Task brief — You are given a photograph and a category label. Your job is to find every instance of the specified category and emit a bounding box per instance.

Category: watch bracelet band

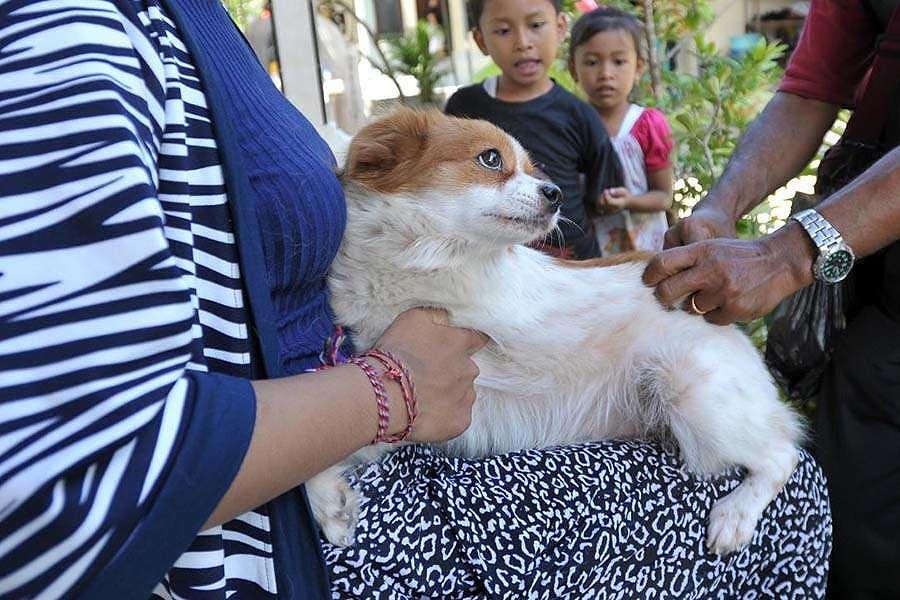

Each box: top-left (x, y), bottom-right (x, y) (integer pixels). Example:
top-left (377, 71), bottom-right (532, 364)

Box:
top-left (791, 209), bottom-right (845, 254)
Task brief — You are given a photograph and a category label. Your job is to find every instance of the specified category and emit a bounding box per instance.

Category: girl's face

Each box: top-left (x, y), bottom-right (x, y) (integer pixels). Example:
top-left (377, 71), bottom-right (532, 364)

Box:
top-left (570, 29), bottom-right (643, 111)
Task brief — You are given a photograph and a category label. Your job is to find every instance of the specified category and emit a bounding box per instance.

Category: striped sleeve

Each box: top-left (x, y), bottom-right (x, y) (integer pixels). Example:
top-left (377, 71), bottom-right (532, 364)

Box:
top-left (0, 1), bottom-right (255, 598)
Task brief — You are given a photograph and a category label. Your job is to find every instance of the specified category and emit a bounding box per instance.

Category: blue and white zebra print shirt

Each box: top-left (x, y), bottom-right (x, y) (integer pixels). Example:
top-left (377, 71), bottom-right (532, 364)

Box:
top-left (0, 1), bottom-right (278, 597)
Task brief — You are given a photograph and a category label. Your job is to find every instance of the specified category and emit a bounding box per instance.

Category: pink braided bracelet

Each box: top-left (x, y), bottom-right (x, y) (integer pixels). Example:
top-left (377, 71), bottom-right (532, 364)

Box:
top-left (346, 350), bottom-right (417, 445)
top-left (363, 349), bottom-right (418, 442)
top-left (347, 356), bottom-right (393, 444)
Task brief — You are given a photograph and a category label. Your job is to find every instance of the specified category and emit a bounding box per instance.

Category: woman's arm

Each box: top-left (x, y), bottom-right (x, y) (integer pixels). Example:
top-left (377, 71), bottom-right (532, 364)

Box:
top-left (207, 309), bottom-right (487, 528)
top-left (0, 7), bottom-right (266, 596)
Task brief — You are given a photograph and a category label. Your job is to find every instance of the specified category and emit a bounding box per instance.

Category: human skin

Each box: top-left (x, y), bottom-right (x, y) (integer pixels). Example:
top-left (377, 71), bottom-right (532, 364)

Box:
top-left (643, 91), bottom-right (900, 325)
top-left (473, 0), bottom-right (567, 103)
top-left (204, 308), bottom-right (488, 528)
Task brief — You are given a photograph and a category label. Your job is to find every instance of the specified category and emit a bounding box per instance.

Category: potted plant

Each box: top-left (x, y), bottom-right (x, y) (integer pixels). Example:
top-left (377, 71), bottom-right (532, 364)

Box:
top-left (383, 19), bottom-right (447, 106)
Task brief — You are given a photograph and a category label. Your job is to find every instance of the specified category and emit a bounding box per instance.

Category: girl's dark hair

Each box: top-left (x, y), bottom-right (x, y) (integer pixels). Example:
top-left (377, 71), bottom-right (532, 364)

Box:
top-left (467, 0), bottom-right (562, 28)
top-left (569, 7), bottom-right (645, 62)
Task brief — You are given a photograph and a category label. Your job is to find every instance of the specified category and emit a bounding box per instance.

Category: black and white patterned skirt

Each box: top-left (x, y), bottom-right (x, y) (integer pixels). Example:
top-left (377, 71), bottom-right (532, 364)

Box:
top-left (324, 441), bottom-right (831, 599)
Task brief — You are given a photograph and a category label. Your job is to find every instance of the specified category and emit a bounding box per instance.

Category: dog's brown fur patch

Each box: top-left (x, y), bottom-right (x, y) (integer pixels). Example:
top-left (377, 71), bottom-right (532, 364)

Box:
top-left (343, 108), bottom-right (528, 195)
top-left (555, 251), bottom-right (655, 268)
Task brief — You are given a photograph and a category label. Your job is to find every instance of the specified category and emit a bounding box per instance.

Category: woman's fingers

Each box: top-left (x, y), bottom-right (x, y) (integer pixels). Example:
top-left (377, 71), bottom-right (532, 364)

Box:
top-left (426, 307), bottom-right (450, 325)
top-left (406, 308), bottom-right (489, 355)
top-left (376, 307), bottom-right (488, 443)
top-left (465, 330), bottom-right (490, 355)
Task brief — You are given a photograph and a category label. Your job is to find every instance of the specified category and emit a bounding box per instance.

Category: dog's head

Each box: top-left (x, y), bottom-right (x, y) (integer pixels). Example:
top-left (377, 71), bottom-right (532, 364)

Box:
top-left (341, 108), bottom-right (561, 249)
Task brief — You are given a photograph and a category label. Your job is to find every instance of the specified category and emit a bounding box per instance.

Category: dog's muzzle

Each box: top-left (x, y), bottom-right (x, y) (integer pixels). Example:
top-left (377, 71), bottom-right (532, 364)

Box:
top-left (540, 183), bottom-right (562, 214)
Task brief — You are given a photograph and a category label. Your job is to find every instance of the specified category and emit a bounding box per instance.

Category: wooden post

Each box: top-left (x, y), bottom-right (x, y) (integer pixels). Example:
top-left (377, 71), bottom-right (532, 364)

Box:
top-left (271, 0), bottom-right (327, 125)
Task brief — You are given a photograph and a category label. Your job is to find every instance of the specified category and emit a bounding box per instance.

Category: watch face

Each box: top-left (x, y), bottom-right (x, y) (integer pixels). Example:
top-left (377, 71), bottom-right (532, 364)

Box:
top-left (821, 249), bottom-right (853, 283)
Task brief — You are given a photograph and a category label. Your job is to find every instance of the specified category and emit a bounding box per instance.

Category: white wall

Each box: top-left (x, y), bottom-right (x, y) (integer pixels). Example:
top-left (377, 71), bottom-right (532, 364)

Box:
top-left (705, 0), bottom-right (794, 53)
top-left (401, 0), bottom-right (417, 30)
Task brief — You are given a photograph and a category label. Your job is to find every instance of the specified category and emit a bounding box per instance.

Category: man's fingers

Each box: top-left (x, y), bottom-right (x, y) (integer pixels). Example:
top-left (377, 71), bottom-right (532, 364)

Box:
top-left (642, 245), bottom-right (699, 287)
top-left (703, 307), bottom-right (737, 327)
top-left (653, 266), bottom-right (713, 307)
top-left (662, 226), bottom-right (683, 250)
top-left (683, 289), bottom-right (720, 316)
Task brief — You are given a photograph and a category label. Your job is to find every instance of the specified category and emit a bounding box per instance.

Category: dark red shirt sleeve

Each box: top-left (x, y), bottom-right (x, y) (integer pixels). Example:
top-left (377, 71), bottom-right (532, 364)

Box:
top-left (779, 0), bottom-right (881, 107)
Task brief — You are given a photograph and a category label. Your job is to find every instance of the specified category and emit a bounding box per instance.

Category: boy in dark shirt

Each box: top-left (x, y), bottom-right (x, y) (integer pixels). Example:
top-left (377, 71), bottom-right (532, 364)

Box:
top-left (445, 0), bottom-right (622, 258)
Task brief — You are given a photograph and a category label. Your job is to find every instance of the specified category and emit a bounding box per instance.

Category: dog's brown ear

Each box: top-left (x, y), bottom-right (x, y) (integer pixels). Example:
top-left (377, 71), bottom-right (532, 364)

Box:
top-left (343, 108), bottom-right (439, 192)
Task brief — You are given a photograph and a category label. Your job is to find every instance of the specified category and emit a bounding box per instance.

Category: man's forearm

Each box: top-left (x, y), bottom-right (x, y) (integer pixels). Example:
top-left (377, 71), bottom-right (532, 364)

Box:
top-left (765, 145), bottom-right (900, 297)
top-left (702, 92), bottom-right (839, 220)
top-left (818, 146), bottom-right (900, 258)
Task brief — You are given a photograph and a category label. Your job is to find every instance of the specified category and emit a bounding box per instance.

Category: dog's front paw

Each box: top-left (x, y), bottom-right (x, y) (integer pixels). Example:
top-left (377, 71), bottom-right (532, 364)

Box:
top-left (706, 493), bottom-right (760, 555)
top-left (307, 467), bottom-right (362, 547)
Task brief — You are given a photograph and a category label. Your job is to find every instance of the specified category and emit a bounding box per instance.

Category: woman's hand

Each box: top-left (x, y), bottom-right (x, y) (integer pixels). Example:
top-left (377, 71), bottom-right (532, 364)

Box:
top-left (663, 205), bottom-right (737, 248)
top-left (643, 223), bottom-right (816, 325)
top-left (598, 187), bottom-right (632, 213)
top-left (373, 308), bottom-right (489, 443)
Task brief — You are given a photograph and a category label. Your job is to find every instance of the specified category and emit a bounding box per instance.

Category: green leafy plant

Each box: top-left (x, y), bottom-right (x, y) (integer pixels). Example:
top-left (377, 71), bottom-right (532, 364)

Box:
top-left (664, 36), bottom-right (785, 205)
top-left (384, 20), bottom-right (447, 105)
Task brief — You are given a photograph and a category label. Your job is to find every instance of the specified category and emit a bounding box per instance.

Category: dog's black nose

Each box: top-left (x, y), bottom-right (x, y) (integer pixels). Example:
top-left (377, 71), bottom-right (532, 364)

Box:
top-left (540, 183), bottom-right (562, 213)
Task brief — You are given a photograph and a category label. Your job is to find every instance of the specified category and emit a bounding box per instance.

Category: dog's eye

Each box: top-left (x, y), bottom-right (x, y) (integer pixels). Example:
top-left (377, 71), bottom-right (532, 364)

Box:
top-left (477, 149), bottom-right (503, 171)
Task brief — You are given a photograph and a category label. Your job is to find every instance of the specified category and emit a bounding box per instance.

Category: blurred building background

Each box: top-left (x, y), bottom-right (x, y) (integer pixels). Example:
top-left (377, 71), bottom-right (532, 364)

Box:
top-left (228, 0), bottom-right (808, 136)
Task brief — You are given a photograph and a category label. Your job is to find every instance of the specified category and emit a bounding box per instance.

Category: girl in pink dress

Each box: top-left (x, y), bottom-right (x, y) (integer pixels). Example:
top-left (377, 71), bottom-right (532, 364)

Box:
top-left (569, 7), bottom-right (675, 254)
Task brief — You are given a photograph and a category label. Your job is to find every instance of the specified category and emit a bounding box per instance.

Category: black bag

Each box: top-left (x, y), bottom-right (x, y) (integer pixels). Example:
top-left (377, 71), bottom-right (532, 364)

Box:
top-left (764, 6), bottom-right (900, 402)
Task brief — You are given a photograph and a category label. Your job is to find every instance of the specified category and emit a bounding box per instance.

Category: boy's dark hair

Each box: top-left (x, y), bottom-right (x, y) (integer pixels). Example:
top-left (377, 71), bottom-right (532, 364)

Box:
top-left (467, 0), bottom-right (562, 29)
top-left (569, 7), bottom-right (645, 62)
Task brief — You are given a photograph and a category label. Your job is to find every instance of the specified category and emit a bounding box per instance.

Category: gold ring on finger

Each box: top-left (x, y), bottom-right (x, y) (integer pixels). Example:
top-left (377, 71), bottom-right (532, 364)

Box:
top-left (690, 294), bottom-right (710, 316)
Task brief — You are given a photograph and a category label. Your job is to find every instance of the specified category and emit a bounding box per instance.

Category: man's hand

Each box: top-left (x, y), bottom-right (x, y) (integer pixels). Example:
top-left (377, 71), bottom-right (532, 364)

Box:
top-left (663, 205), bottom-right (737, 249)
top-left (643, 224), bottom-right (816, 325)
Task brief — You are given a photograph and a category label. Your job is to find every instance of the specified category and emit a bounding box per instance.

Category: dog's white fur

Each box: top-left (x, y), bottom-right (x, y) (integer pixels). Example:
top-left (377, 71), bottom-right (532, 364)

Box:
top-left (307, 110), bottom-right (803, 554)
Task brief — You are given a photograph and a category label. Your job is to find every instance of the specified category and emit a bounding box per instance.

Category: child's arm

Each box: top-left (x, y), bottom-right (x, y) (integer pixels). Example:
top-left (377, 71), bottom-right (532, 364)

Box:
top-left (599, 166), bottom-right (673, 213)
top-left (598, 108), bottom-right (675, 214)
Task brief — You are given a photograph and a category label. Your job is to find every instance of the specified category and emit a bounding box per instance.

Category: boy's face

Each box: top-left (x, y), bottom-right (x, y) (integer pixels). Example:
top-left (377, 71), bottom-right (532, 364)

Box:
top-left (473, 0), bottom-right (566, 92)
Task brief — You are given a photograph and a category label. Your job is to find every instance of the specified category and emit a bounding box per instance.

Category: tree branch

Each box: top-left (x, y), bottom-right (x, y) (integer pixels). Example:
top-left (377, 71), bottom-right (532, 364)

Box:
top-left (642, 0), bottom-right (662, 99)
top-left (317, 0), bottom-right (407, 103)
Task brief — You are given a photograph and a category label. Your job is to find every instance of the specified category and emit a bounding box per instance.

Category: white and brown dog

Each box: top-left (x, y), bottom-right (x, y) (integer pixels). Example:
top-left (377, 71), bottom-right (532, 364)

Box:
top-left (307, 108), bottom-right (803, 555)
